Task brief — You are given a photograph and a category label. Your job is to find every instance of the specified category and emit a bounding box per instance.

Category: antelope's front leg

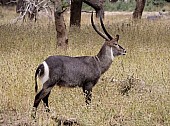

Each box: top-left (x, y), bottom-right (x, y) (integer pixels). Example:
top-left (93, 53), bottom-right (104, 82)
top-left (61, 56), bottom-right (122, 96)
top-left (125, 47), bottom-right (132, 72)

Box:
top-left (83, 83), bottom-right (93, 105)
top-left (85, 90), bottom-right (92, 105)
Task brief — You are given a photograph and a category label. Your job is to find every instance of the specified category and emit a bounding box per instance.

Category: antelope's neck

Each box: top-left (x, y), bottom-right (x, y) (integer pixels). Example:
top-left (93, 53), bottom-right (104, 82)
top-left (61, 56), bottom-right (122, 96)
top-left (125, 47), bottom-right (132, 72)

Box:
top-left (96, 44), bottom-right (114, 74)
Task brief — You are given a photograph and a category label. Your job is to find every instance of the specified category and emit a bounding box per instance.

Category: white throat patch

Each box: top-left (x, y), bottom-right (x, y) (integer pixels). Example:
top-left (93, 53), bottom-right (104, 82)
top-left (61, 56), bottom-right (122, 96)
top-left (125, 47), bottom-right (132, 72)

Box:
top-left (39, 61), bottom-right (49, 84)
top-left (110, 47), bottom-right (114, 60)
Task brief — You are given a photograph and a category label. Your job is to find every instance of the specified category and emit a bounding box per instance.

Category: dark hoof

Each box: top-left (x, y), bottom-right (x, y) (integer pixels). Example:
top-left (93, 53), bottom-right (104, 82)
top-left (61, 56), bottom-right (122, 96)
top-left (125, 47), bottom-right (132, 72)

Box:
top-left (31, 107), bottom-right (37, 119)
top-left (44, 107), bottom-right (50, 113)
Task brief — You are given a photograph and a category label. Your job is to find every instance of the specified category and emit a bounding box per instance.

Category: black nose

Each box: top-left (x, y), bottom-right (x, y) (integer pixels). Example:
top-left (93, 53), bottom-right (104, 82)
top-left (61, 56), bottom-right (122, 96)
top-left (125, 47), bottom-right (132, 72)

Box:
top-left (122, 50), bottom-right (126, 55)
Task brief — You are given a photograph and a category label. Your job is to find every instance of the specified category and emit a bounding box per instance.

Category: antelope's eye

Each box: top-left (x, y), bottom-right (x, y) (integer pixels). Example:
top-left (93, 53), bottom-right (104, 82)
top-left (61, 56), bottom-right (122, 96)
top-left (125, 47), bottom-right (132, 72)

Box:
top-left (114, 43), bottom-right (118, 46)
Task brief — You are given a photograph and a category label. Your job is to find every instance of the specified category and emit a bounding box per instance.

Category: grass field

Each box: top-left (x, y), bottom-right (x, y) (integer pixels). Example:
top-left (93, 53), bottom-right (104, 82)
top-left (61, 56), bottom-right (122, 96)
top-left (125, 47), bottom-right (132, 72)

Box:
top-left (0, 7), bottom-right (170, 126)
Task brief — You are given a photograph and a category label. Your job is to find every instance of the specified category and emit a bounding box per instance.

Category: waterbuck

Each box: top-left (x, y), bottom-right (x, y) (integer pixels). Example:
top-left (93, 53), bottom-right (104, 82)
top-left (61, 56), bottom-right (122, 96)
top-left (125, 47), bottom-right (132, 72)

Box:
top-left (31, 12), bottom-right (126, 117)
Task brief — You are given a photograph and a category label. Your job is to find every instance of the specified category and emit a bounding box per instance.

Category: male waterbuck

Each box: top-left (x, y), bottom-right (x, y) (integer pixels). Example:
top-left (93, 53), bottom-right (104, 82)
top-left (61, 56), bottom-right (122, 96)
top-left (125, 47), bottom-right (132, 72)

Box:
top-left (31, 12), bottom-right (126, 117)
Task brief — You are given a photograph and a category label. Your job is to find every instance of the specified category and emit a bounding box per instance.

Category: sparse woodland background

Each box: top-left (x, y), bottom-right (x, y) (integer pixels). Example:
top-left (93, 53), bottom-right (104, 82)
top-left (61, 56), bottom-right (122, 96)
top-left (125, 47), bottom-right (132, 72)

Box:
top-left (0, 1), bottom-right (170, 126)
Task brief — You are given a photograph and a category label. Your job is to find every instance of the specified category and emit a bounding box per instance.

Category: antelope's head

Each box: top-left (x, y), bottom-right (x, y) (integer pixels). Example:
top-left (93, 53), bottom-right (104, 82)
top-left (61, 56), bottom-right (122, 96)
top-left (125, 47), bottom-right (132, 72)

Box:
top-left (91, 12), bottom-right (126, 57)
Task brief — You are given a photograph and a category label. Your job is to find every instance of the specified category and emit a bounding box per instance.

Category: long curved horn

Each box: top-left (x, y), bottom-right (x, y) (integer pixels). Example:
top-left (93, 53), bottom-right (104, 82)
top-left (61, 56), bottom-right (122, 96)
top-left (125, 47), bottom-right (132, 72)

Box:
top-left (91, 12), bottom-right (109, 41)
top-left (99, 14), bottom-right (113, 40)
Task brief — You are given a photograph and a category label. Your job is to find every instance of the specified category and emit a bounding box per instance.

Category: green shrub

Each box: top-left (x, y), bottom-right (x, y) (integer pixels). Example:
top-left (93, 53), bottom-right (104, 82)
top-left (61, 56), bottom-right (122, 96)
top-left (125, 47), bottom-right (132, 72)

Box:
top-left (82, 0), bottom-right (169, 12)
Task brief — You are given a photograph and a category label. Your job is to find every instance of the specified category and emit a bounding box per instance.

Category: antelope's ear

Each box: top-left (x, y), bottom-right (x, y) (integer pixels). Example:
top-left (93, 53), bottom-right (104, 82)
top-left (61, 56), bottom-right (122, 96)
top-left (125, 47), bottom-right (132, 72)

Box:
top-left (115, 34), bottom-right (119, 42)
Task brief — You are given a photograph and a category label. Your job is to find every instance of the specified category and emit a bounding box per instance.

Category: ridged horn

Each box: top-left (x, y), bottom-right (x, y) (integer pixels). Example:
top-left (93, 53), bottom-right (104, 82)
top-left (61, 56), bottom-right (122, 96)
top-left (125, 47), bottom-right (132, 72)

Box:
top-left (91, 11), bottom-right (109, 41)
top-left (99, 14), bottom-right (113, 40)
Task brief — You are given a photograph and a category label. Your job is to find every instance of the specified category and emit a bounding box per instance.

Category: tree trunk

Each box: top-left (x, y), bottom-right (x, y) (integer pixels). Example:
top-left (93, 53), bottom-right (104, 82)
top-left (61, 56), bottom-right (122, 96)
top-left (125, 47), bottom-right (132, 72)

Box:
top-left (109, 0), bottom-right (118, 3)
top-left (69, 0), bottom-right (105, 27)
top-left (83, 0), bottom-right (105, 18)
top-left (133, 0), bottom-right (146, 19)
top-left (70, 0), bottom-right (83, 27)
top-left (54, 0), bottom-right (68, 48)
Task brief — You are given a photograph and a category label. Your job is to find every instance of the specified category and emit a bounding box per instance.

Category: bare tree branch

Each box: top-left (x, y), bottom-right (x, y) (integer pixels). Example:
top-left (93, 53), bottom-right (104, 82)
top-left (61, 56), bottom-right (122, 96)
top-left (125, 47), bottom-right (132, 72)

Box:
top-left (12, 0), bottom-right (53, 23)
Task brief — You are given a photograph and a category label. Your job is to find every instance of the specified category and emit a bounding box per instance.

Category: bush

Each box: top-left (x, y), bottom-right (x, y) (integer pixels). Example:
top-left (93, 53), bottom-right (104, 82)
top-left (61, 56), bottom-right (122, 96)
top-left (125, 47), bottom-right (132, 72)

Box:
top-left (82, 0), bottom-right (168, 12)
top-left (104, 0), bottom-right (136, 11)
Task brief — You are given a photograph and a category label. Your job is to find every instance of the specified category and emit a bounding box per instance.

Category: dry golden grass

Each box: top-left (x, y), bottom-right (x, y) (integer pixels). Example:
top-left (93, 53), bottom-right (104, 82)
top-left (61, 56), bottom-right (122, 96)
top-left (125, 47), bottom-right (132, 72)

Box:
top-left (0, 7), bottom-right (170, 126)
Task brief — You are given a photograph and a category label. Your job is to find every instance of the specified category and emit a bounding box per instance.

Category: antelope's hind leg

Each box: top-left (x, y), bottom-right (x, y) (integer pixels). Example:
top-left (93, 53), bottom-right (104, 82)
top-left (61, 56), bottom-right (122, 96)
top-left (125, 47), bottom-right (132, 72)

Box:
top-left (42, 91), bottom-right (51, 112)
top-left (31, 83), bottom-right (54, 119)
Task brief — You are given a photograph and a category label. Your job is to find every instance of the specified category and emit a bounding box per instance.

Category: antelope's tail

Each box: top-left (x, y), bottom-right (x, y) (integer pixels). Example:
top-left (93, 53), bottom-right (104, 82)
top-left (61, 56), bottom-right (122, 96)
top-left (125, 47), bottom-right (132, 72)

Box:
top-left (34, 64), bottom-right (44, 93)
